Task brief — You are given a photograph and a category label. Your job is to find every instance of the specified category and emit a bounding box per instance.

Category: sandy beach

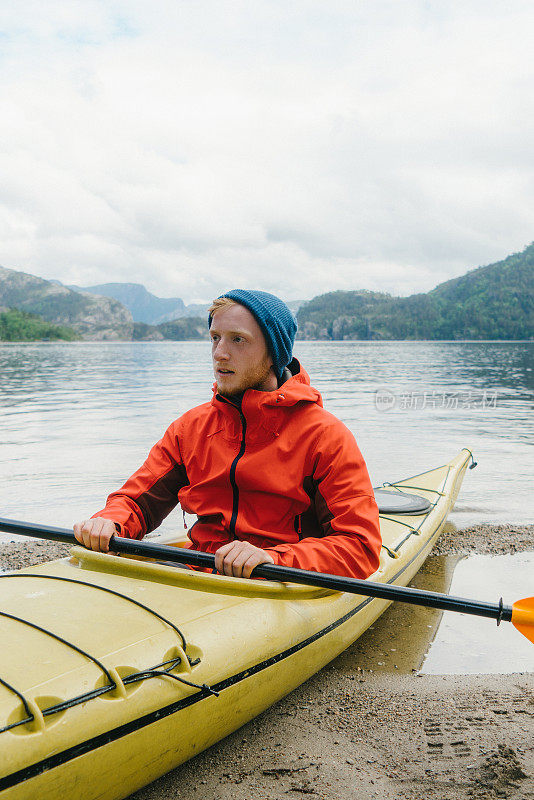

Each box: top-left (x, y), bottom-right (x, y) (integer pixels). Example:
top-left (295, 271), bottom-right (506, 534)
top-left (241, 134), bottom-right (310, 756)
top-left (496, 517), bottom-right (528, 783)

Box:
top-left (2, 523), bottom-right (533, 800)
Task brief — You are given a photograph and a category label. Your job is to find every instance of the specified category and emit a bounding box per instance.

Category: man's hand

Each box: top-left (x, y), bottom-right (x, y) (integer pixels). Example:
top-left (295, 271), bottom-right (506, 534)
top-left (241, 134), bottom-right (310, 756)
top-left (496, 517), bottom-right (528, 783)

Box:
top-left (73, 518), bottom-right (116, 553)
top-left (214, 540), bottom-right (274, 578)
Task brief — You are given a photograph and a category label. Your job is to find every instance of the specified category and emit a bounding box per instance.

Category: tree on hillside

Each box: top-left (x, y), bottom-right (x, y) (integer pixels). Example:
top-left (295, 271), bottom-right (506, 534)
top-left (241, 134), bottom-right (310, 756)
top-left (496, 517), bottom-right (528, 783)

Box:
top-left (0, 308), bottom-right (79, 341)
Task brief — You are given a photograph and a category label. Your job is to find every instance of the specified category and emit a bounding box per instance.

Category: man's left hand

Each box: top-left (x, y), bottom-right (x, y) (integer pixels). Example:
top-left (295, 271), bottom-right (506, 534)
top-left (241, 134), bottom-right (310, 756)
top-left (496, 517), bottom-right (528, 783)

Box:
top-left (214, 540), bottom-right (274, 578)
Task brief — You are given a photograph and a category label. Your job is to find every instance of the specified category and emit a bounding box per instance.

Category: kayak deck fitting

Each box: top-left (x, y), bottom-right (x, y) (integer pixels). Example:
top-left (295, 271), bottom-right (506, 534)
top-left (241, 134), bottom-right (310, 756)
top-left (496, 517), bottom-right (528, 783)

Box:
top-left (0, 450), bottom-right (473, 800)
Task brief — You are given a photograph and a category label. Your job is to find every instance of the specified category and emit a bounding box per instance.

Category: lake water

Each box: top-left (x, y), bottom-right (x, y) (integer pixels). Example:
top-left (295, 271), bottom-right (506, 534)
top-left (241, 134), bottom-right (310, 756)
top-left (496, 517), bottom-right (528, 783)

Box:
top-left (345, 550), bottom-right (534, 675)
top-left (0, 340), bottom-right (532, 538)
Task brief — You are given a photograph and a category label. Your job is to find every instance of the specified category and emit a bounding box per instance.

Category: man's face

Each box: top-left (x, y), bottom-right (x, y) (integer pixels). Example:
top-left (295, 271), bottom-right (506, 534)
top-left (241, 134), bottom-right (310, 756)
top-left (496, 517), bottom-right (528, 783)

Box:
top-left (210, 304), bottom-right (277, 397)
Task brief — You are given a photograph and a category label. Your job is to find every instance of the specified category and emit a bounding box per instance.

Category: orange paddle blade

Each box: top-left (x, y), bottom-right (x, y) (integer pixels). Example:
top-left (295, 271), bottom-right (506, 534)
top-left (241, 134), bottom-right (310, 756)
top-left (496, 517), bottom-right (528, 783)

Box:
top-left (512, 597), bottom-right (534, 644)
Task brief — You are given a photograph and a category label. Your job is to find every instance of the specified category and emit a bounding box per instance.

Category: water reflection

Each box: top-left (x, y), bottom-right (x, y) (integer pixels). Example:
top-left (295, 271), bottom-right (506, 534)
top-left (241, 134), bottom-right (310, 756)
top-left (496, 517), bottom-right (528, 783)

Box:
top-left (335, 551), bottom-right (461, 675)
top-left (420, 551), bottom-right (534, 675)
top-left (336, 549), bottom-right (534, 675)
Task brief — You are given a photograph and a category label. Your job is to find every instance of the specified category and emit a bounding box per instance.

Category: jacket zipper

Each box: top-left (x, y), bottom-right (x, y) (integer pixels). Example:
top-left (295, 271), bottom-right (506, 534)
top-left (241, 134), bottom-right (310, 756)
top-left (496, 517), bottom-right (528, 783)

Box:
top-left (218, 396), bottom-right (247, 538)
top-left (228, 408), bottom-right (247, 537)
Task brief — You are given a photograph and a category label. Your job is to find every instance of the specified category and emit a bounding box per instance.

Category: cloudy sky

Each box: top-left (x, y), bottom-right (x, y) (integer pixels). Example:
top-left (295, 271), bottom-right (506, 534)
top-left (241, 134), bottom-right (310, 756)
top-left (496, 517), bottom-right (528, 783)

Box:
top-left (1, 1), bottom-right (533, 303)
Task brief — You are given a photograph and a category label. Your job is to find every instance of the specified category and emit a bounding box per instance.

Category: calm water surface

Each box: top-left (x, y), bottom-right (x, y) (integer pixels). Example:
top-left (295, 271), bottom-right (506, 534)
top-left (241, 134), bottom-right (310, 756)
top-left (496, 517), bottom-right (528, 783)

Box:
top-left (0, 341), bottom-right (532, 537)
top-left (420, 551), bottom-right (534, 674)
top-left (338, 549), bottom-right (534, 675)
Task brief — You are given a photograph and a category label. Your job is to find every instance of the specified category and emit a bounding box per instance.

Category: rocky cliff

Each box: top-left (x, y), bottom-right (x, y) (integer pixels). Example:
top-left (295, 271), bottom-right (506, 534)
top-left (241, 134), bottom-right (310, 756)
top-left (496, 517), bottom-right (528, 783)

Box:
top-left (0, 266), bottom-right (133, 340)
top-left (70, 282), bottom-right (187, 325)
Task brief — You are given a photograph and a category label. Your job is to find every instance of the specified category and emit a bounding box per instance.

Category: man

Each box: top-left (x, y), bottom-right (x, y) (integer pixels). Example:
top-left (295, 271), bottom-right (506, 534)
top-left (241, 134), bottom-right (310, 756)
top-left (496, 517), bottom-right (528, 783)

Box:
top-left (74, 289), bottom-right (381, 579)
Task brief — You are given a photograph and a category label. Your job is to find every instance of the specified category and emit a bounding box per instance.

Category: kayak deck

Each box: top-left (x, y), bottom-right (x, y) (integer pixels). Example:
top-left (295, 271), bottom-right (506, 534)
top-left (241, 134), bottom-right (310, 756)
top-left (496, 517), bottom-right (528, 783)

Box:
top-left (0, 449), bottom-right (473, 800)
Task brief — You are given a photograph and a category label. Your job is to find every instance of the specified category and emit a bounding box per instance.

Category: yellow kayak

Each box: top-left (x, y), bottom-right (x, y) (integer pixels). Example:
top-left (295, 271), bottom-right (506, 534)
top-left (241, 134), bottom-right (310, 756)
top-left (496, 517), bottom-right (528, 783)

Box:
top-left (0, 449), bottom-right (472, 800)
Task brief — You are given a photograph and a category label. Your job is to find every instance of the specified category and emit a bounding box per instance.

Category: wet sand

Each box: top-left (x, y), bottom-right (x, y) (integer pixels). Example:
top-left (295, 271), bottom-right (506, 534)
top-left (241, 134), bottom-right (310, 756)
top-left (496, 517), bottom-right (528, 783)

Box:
top-left (2, 524), bottom-right (533, 800)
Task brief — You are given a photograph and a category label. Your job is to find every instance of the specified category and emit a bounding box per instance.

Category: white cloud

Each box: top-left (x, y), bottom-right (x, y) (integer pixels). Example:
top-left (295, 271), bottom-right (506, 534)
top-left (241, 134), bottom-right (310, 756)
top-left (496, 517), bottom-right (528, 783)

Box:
top-left (0, 1), bottom-right (533, 302)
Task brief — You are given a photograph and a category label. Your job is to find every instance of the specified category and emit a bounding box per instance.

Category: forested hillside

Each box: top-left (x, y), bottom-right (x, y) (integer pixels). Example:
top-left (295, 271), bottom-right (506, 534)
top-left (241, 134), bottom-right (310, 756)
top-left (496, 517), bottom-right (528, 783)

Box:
top-left (0, 308), bottom-right (79, 341)
top-left (133, 317), bottom-right (208, 341)
top-left (0, 266), bottom-right (133, 340)
top-left (297, 244), bottom-right (533, 340)
top-left (1, 243), bottom-right (531, 341)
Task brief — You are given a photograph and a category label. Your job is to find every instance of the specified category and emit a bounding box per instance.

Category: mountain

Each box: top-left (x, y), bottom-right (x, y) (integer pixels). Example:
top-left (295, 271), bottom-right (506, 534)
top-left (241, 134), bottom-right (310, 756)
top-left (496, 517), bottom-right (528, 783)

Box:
top-left (297, 290), bottom-right (392, 339)
top-left (71, 283), bottom-right (299, 324)
top-left (70, 282), bottom-right (191, 325)
top-left (180, 302), bottom-right (211, 319)
top-left (297, 244), bottom-right (534, 340)
top-left (133, 317), bottom-right (209, 341)
top-left (4, 244), bottom-right (530, 342)
top-left (0, 266), bottom-right (133, 340)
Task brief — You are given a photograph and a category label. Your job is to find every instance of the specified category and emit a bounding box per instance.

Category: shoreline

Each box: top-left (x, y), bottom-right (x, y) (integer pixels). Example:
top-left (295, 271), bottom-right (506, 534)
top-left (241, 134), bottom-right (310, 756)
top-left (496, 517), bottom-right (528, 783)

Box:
top-left (1, 523), bottom-right (533, 800)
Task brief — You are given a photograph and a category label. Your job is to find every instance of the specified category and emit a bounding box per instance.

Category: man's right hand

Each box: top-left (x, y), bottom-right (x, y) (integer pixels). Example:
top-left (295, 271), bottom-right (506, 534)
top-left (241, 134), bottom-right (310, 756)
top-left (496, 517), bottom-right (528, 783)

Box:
top-left (73, 518), bottom-right (116, 552)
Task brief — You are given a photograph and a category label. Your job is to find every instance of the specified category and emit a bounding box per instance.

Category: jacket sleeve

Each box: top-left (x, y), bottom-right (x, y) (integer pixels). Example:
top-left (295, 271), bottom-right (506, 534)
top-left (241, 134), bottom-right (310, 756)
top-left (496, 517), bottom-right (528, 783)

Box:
top-left (266, 420), bottom-right (381, 579)
top-left (91, 422), bottom-right (188, 539)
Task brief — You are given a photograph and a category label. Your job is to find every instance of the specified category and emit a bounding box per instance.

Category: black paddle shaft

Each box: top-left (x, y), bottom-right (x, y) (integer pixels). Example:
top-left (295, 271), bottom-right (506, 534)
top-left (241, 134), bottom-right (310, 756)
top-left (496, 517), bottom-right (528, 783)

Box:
top-left (0, 517), bottom-right (513, 624)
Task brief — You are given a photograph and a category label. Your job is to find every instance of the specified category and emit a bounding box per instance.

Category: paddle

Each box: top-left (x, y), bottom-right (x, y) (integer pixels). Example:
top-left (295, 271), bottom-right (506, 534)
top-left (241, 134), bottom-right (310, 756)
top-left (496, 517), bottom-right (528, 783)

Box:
top-left (1, 517), bottom-right (532, 644)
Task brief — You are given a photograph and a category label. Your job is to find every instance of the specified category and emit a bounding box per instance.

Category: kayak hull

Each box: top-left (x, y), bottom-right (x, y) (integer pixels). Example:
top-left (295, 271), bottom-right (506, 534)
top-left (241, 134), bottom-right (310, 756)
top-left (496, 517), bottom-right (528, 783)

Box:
top-left (0, 450), bottom-right (472, 800)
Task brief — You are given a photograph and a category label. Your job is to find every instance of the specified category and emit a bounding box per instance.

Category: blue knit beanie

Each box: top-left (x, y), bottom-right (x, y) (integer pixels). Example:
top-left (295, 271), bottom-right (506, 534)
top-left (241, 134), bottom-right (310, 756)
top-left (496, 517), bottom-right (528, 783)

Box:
top-left (209, 289), bottom-right (297, 381)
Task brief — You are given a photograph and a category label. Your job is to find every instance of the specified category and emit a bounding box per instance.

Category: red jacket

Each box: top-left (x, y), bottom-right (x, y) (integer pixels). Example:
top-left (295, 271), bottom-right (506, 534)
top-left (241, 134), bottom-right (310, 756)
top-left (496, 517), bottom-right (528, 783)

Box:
top-left (93, 360), bottom-right (381, 579)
